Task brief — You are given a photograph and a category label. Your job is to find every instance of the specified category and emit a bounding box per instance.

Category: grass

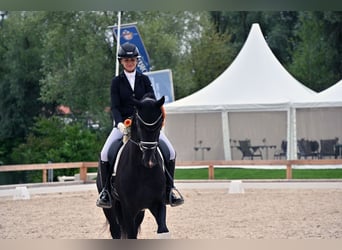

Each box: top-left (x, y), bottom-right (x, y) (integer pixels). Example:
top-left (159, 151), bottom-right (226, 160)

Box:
top-left (174, 168), bottom-right (342, 180)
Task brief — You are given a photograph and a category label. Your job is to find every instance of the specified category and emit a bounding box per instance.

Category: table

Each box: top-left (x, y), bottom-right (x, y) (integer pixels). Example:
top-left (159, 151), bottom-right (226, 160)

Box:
top-left (230, 144), bottom-right (277, 160)
top-left (255, 145), bottom-right (277, 160)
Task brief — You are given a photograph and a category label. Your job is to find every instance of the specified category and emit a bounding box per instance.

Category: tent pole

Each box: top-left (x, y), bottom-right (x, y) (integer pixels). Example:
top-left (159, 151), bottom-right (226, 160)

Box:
top-left (221, 111), bottom-right (231, 160)
top-left (287, 106), bottom-right (297, 160)
top-left (292, 107), bottom-right (297, 159)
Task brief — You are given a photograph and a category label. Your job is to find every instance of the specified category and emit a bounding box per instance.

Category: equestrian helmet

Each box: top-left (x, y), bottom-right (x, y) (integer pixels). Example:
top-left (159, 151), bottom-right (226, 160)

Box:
top-left (118, 42), bottom-right (140, 59)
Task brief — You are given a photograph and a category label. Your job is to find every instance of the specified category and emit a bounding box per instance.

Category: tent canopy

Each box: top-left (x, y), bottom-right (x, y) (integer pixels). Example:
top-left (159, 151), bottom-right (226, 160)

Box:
top-left (294, 79), bottom-right (342, 108)
top-left (318, 79), bottom-right (342, 100)
top-left (163, 23), bottom-right (335, 161)
top-left (165, 23), bottom-right (316, 113)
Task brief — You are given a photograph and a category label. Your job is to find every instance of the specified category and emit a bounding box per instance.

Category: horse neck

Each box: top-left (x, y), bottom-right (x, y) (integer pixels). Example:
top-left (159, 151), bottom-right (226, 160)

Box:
top-left (129, 123), bottom-right (140, 143)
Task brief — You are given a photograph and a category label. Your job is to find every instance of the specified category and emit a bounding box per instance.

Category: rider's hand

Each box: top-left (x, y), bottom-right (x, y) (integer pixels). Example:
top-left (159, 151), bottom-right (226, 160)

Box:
top-left (117, 122), bottom-right (125, 134)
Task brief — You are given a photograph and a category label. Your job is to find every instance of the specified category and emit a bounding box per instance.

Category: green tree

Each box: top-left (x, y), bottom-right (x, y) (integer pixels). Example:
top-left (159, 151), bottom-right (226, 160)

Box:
top-left (0, 11), bottom-right (50, 164)
top-left (118, 11), bottom-right (211, 98)
top-left (209, 11), bottom-right (298, 66)
top-left (11, 116), bottom-right (102, 163)
top-left (210, 12), bottom-right (263, 54)
top-left (0, 12), bottom-right (45, 140)
top-left (39, 11), bottom-right (116, 121)
top-left (289, 11), bottom-right (341, 91)
top-left (177, 23), bottom-right (234, 97)
top-left (262, 11), bottom-right (298, 66)
top-left (10, 116), bottom-right (103, 183)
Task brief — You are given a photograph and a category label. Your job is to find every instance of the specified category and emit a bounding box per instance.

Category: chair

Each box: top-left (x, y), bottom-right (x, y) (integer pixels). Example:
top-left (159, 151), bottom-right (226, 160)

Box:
top-left (237, 140), bottom-right (263, 160)
top-left (274, 140), bottom-right (287, 159)
top-left (319, 138), bottom-right (338, 159)
top-left (297, 139), bottom-right (319, 159)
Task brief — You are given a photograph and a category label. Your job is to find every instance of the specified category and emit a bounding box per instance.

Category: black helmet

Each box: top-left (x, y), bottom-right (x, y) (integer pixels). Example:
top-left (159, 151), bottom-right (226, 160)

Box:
top-left (118, 42), bottom-right (140, 59)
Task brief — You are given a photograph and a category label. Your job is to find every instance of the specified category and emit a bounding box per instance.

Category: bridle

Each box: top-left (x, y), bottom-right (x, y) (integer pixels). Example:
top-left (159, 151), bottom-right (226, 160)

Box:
top-left (130, 111), bottom-right (163, 153)
top-left (136, 112), bottom-right (163, 127)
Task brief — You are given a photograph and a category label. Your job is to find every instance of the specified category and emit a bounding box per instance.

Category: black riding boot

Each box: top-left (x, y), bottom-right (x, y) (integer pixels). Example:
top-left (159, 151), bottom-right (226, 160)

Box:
top-left (96, 160), bottom-right (113, 208)
top-left (165, 159), bottom-right (184, 207)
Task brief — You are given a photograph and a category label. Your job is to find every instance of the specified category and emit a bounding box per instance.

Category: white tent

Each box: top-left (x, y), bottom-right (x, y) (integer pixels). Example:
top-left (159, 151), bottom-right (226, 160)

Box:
top-left (166, 23), bottom-right (315, 112)
top-left (294, 79), bottom-right (342, 150)
top-left (295, 79), bottom-right (342, 108)
top-left (312, 79), bottom-right (342, 106)
top-left (164, 23), bottom-right (318, 161)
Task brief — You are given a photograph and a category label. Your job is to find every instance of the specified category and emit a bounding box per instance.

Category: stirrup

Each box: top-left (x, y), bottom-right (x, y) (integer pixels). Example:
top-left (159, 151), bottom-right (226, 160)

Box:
top-left (96, 189), bottom-right (112, 208)
top-left (168, 187), bottom-right (184, 207)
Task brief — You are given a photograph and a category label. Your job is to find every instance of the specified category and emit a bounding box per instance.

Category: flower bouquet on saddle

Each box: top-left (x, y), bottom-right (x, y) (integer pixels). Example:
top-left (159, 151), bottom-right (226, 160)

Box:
top-left (123, 118), bottom-right (132, 143)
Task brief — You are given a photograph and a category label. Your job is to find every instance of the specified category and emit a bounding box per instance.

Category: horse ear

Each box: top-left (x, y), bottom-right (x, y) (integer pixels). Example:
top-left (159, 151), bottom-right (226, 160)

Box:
top-left (155, 96), bottom-right (165, 108)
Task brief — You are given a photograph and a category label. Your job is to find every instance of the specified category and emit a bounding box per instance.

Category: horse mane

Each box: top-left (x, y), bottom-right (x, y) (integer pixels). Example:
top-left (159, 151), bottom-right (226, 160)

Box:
top-left (142, 92), bottom-right (156, 100)
top-left (140, 93), bottom-right (156, 103)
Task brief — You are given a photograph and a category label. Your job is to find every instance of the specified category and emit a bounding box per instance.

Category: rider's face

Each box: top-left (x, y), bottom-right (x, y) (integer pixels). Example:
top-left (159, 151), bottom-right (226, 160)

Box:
top-left (121, 57), bottom-right (138, 73)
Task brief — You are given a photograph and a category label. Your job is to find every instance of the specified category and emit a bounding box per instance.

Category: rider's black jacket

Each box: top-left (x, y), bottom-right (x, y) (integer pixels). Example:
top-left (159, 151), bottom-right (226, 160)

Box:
top-left (110, 71), bottom-right (155, 126)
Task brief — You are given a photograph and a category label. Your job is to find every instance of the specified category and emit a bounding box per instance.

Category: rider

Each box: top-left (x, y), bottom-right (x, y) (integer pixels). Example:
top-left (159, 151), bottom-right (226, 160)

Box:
top-left (96, 42), bottom-right (184, 209)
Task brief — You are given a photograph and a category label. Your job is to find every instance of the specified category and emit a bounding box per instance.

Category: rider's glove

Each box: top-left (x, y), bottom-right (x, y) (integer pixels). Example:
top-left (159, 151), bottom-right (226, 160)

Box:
top-left (117, 122), bottom-right (125, 134)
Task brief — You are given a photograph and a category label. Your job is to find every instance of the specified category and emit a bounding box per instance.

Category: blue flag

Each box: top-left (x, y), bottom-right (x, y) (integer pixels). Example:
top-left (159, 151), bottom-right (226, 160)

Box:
top-left (113, 24), bottom-right (151, 72)
top-left (145, 69), bottom-right (175, 104)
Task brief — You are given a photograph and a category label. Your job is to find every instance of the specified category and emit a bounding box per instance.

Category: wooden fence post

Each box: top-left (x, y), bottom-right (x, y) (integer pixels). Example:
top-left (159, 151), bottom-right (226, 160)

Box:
top-left (79, 163), bottom-right (87, 182)
top-left (286, 162), bottom-right (292, 179)
top-left (42, 169), bottom-right (47, 183)
top-left (208, 165), bottom-right (214, 180)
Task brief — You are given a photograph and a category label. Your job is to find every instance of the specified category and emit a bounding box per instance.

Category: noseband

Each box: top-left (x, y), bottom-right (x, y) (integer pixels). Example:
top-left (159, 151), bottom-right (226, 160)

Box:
top-left (130, 111), bottom-right (163, 152)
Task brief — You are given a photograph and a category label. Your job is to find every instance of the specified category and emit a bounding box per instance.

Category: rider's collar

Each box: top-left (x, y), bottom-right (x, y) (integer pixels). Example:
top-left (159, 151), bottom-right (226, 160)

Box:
top-left (124, 70), bottom-right (136, 77)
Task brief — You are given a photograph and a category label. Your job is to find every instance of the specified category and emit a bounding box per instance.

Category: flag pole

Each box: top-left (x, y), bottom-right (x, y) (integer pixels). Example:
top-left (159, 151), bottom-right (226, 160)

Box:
top-left (115, 11), bottom-right (122, 77)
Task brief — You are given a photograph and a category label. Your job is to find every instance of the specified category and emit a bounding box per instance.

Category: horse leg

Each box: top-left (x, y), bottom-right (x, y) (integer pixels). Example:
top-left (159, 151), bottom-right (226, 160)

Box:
top-left (121, 209), bottom-right (140, 239)
top-left (109, 219), bottom-right (121, 239)
top-left (149, 203), bottom-right (169, 238)
top-left (135, 210), bottom-right (145, 235)
top-left (103, 207), bottom-right (121, 239)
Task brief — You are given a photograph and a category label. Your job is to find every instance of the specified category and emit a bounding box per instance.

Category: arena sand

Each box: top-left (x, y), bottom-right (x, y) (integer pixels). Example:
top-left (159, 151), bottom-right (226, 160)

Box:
top-left (0, 188), bottom-right (341, 239)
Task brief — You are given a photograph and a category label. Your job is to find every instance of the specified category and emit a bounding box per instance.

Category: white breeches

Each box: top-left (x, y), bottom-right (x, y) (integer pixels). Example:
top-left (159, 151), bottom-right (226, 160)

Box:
top-left (100, 128), bottom-right (175, 162)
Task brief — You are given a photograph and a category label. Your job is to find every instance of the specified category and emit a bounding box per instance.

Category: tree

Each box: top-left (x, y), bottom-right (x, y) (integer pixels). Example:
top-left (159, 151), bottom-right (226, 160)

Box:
top-left (176, 22), bottom-right (234, 97)
top-left (118, 11), bottom-right (211, 98)
top-left (209, 11), bottom-right (299, 66)
top-left (0, 12), bottom-right (51, 165)
top-left (261, 11), bottom-right (298, 65)
top-left (289, 11), bottom-right (341, 91)
top-left (209, 12), bottom-right (263, 54)
top-left (0, 11), bottom-right (117, 164)
top-left (208, 11), bottom-right (342, 92)
top-left (0, 12), bottom-right (45, 141)
top-left (9, 116), bottom-right (103, 183)
top-left (39, 11), bottom-right (116, 120)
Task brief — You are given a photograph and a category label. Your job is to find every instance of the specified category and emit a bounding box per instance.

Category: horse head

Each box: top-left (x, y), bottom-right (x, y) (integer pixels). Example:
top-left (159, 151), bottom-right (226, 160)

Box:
top-left (131, 94), bottom-right (165, 168)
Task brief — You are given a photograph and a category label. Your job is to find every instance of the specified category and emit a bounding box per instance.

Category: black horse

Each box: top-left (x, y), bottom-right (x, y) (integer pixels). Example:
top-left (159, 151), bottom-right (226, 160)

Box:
top-left (96, 95), bottom-right (169, 239)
